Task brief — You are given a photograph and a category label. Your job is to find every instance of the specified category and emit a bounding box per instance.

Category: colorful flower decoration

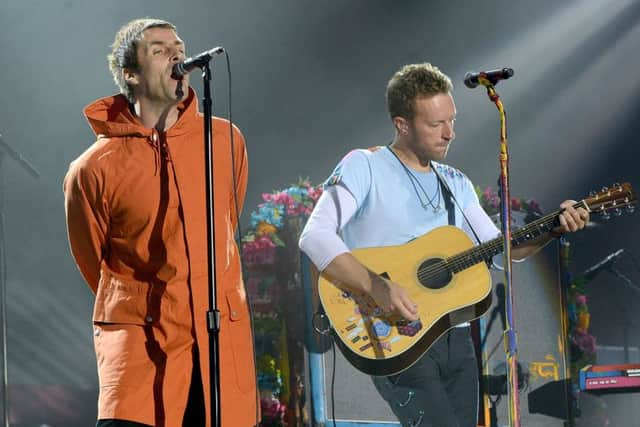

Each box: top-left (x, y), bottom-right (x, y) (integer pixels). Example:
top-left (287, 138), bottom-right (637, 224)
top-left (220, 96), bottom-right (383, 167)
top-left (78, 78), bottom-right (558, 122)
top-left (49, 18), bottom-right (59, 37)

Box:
top-left (476, 186), bottom-right (543, 221)
top-left (567, 276), bottom-right (597, 378)
top-left (257, 356), bottom-right (287, 426)
top-left (243, 178), bottom-right (323, 267)
top-left (242, 178), bottom-right (323, 425)
top-left (260, 394), bottom-right (287, 426)
top-left (257, 354), bottom-right (284, 394)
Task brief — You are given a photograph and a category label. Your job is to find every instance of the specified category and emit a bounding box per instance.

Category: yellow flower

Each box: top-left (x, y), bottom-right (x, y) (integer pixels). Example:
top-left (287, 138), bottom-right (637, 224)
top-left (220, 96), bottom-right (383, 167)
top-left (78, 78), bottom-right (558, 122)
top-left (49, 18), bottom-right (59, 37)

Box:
top-left (257, 221), bottom-right (277, 235)
top-left (577, 312), bottom-right (590, 332)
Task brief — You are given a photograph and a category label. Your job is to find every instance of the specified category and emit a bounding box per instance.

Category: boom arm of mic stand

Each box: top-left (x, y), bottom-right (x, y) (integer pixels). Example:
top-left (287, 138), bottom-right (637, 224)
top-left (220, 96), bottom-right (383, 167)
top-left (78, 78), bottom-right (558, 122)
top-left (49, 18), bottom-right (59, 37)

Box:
top-left (609, 266), bottom-right (640, 295)
top-left (0, 134), bottom-right (40, 178)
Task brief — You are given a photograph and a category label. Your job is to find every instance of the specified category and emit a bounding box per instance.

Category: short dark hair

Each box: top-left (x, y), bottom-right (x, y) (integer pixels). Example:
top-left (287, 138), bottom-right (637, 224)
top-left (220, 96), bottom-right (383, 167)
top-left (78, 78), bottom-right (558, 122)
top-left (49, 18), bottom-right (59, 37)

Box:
top-left (107, 18), bottom-right (176, 103)
top-left (386, 63), bottom-right (453, 120)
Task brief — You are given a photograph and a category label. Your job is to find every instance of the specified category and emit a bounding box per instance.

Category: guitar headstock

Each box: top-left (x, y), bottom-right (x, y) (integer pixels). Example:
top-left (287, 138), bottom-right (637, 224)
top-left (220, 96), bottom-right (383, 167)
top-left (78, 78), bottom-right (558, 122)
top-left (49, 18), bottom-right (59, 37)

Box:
top-left (583, 182), bottom-right (636, 219)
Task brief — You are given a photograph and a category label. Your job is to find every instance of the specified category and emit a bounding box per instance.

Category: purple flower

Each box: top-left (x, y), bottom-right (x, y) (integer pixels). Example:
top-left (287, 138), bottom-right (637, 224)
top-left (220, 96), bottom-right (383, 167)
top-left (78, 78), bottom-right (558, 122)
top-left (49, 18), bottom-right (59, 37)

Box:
top-left (573, 330), bottom-right (596, 355)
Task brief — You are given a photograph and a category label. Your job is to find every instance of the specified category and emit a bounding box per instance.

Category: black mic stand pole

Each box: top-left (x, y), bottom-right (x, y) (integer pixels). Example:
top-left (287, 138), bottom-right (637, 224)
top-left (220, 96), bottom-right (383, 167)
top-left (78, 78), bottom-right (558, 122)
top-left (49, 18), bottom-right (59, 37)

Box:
top-left (0, 134), bottom-right (39, 427)
top-left (476, 77), bottom-right (522, 427)
top-left (198, 62), bottom-right (222, 427)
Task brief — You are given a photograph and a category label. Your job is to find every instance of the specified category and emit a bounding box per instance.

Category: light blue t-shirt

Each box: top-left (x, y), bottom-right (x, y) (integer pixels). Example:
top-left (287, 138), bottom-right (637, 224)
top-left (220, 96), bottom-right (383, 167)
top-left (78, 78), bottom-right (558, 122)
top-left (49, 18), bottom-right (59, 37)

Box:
top-left (325, 146), bottom-right (496, 250)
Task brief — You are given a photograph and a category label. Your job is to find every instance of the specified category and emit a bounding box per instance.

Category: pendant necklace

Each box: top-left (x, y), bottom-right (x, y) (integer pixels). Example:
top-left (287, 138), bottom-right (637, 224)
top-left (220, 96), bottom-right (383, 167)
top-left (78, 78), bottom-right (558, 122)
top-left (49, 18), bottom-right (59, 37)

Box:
top-left (386, 145), bottom-right (441, 213)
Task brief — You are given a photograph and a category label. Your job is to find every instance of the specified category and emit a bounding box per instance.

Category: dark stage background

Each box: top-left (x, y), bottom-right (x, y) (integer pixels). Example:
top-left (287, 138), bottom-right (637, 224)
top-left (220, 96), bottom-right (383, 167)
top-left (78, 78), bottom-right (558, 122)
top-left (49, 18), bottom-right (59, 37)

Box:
top-left (1, 0), bottom-right (639, 425)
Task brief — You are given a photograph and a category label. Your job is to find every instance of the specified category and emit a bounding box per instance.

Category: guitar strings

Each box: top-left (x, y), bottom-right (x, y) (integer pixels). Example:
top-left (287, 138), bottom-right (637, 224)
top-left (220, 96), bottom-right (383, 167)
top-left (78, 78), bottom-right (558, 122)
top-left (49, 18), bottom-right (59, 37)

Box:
top-left (413, 194), bottom-right (629, 283)
top-left (412, 205), bottom-right (576, 283)
top-left (416, 223), bottom-right (551, 281)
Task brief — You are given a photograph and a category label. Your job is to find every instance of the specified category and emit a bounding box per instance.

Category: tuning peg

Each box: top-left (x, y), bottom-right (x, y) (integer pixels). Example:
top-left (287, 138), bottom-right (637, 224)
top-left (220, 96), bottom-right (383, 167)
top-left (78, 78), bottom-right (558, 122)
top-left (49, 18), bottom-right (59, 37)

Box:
top-left (600, 209), bottom-right (611, 220)
top-left (589, 190), bottom-right (597, 197)
top-left (614, 208), bottom-right (623, 216)
top-left (627, 204), bottom-right (635, 214)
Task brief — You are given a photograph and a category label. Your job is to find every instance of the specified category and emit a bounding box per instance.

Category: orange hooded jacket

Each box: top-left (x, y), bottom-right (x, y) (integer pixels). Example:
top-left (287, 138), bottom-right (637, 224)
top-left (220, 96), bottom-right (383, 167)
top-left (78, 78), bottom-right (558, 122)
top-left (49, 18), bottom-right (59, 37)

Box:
top-left (64, 87), bottom-right (257, 426)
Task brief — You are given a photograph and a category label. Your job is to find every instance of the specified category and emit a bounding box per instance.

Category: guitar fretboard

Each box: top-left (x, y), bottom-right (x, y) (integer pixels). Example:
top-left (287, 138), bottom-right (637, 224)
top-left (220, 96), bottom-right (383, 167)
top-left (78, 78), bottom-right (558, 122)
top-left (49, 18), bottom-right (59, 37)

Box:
top-left (425, 201), bottom-right (586, 277)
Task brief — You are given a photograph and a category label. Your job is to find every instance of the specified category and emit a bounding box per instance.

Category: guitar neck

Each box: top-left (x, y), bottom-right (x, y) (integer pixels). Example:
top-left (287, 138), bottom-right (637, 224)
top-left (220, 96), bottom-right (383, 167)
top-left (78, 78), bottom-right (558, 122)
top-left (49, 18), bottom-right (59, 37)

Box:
top-left (447, 200), bottom-right (586, 273)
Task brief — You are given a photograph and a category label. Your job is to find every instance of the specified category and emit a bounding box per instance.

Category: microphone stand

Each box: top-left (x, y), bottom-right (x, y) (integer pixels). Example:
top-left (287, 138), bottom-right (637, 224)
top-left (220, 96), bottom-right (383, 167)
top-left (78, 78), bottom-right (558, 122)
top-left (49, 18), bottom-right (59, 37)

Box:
top-left (0, 133), bottom-right (39, 427)
top-left (476, 78), bottom-right (522, 427)
top-left (198, 63), bottom-right (222, 427)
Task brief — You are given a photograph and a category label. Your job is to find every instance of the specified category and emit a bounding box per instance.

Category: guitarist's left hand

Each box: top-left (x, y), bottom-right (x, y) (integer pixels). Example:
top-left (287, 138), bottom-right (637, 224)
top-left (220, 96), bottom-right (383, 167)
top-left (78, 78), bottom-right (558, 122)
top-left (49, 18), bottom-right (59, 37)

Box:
top-left (512, 199), bottom-right (590, 260)
top-left (553, 199), bottom-right (590, 236)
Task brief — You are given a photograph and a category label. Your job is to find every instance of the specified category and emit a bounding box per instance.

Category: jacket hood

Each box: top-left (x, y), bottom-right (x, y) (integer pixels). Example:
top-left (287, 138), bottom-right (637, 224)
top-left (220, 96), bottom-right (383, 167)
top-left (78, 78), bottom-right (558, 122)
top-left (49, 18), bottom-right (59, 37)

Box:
top-left (83, 87), bottom-right (199, 139)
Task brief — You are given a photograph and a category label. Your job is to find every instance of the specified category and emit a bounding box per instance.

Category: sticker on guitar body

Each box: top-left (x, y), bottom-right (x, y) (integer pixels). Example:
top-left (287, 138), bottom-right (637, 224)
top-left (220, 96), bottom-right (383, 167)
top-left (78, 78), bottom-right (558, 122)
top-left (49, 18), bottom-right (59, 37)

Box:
top-left (336, 289), bottom-right (424, 353)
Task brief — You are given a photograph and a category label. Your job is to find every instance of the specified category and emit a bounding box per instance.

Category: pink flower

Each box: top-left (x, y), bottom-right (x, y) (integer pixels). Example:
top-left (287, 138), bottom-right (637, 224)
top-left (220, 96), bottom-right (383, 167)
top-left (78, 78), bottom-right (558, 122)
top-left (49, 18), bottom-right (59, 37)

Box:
top-left (483, 187), bottom-right (495, 199)
top-left (242, 235), bottom-right (277, 265)
top-left (261, 192), bottom-right (273, 202)
top-left (308, 186), bottom-right (323, 201)
top-left (511, 198), bottom-right (522, 211)
top-left (275, 192), bottom-right (294, 205)
top-left (261, 396), bottom-right (286, 420)
top-left (575, 295), bottom-right (587, 305)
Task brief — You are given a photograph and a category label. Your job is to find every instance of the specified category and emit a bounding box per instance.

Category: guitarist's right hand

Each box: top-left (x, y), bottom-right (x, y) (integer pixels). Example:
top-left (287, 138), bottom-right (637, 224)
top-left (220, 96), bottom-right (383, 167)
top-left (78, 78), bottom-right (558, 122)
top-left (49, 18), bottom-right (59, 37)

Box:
top-left (369, 276), bottom-right (419, 322)
top-left (319, 252), bottom-right (419, 322)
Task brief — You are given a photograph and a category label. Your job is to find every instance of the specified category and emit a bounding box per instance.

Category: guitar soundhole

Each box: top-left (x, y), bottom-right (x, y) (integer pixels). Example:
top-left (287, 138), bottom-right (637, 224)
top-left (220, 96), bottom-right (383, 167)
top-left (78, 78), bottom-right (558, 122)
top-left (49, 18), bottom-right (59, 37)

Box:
top-left (417, 258), bottom-right (451, 289)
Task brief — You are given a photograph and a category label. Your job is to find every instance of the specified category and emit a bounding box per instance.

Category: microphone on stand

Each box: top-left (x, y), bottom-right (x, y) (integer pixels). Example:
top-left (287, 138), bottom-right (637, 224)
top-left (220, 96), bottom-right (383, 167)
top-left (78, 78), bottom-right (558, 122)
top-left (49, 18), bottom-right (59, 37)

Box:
top-left (582, 249), bottom-right (625, 282)
top-left (464, 68), bottom-right (514, 88)
top-left (171, 46), bottom-right (225, 79)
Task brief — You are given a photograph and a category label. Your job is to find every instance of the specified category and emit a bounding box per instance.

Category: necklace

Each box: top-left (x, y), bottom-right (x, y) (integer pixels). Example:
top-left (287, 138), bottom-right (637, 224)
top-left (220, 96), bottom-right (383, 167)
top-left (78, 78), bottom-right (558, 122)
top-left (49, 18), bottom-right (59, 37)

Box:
top-left (386, 145), bottom-right (441, 213)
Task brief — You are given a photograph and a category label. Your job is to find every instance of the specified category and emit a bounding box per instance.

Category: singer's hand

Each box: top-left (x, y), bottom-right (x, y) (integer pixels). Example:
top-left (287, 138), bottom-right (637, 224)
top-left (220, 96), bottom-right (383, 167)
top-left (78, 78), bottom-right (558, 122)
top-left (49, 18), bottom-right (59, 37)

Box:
top-left (553, 200), bottom-right (590, 235)
top-left (368, 276), bottom-right (419, 322)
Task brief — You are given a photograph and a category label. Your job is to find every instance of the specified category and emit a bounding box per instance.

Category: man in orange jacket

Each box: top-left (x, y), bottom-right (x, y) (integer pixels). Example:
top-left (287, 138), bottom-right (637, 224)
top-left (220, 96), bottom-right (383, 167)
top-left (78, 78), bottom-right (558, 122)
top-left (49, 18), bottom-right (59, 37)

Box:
top-left (64, 18), bottom-right (257, 427)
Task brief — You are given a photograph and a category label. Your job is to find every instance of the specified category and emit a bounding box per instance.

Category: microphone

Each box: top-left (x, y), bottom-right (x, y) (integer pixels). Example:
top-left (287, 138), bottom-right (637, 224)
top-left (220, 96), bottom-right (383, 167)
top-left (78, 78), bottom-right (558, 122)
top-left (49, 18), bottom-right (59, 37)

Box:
top-left (582, 249), bottom-right (625, 282)
top-left (171, 46), bottom-right (225, 79)
top-left (464, 67), bottom-right (514, 89)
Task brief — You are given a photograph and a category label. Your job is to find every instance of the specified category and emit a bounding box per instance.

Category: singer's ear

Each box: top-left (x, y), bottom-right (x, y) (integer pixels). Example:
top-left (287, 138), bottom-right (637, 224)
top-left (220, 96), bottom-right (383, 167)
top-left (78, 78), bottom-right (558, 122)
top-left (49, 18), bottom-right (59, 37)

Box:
top-left (393, 117), bottom-right (409, 135)
top-left (123, 68), bottom-right (139, 86)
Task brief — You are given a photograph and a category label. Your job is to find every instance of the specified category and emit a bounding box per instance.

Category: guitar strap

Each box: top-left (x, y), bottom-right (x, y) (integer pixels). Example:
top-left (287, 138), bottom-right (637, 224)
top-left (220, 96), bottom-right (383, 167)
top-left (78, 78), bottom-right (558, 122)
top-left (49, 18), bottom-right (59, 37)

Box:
top-left (439, 171), bottom-right (455, 227)
top-left (431, 162), bottom-right (485, 246)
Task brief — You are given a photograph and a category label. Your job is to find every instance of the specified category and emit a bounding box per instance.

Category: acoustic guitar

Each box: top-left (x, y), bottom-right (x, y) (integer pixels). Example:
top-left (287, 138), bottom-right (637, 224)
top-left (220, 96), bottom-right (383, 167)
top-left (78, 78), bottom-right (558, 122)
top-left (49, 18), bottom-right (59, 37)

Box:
top-left (317, 183), bottom-right (635, 376)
